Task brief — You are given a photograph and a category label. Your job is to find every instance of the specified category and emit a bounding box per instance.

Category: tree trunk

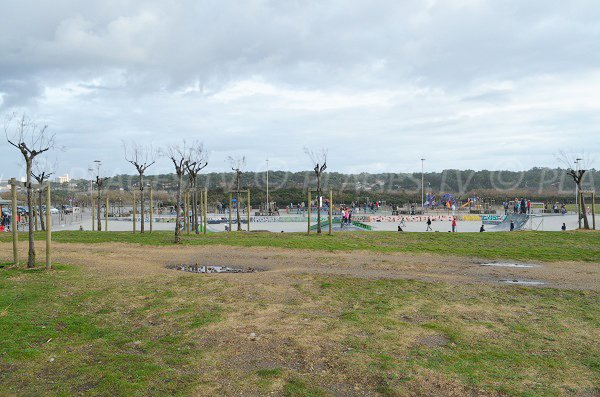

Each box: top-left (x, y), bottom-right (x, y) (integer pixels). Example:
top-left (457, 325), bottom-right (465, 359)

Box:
top-left (38, 190), bottom-right (45, 231)
top-left (140, 173), bottom-right (145, 233)
top-left (175, 173), bottom-right (183, 243)
top-left (316, 175), bottom-right (322, 234)
top-left (26, 160), bottom-right (36, 268)
top-left (579, 184), bottom-right (590, 229)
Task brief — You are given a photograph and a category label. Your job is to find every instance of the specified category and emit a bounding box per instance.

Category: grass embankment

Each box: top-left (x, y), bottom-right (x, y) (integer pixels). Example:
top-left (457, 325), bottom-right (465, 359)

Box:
top-left (1, 230), bottom-right (599, 262)
top-left (0, 264), bottom-right (598, 396)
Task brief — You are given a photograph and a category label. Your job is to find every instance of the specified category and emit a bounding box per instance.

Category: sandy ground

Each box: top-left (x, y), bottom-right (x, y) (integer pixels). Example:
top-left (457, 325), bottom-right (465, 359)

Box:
top-left (2, 242), bottom-right (597, 291)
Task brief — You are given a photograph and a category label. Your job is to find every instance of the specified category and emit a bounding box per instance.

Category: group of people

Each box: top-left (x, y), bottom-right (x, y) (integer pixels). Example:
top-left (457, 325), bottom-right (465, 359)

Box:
top-left (502, 198), bottom-right (532, 215)
top-left (344, 201), bottom-right (382, 214)
top-left (549, 203), bottom-right (568, 215)
top-left (1, 212), bottom-right (13, 232)
top-left (340, 207), bottom-right (353, 225)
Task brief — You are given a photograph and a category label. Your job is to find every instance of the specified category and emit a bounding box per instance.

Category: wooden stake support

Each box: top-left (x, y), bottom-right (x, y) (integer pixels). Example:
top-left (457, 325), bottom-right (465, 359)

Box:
top-left (45, 184), bottom-right (52, 269)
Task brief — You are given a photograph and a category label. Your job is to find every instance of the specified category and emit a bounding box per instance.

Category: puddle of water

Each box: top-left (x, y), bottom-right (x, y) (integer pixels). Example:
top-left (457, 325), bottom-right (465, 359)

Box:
top-left (481, 262), bottom-right (537, 268)
top-left (168, 264), bottom-right (260, 274)
top-left (500, 279), bottom-right (546, 286)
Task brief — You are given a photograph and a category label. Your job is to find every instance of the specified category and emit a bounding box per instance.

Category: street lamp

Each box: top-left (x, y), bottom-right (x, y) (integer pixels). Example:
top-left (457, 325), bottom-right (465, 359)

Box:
top-left (421, 158), bottom-right (426, 212)
top-left (266, 158), bottom-right (269, 214)
top-left (88, 167), bottom-right (95, 230)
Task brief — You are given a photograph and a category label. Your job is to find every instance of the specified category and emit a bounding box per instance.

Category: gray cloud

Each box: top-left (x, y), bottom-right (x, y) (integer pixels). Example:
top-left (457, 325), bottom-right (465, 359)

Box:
top-left (1, 0), bottom-right (599, 178)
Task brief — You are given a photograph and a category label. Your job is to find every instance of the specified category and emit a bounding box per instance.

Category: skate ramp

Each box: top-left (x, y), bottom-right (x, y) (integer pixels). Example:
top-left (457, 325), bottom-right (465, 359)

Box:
top-left (493, 213), bottom-right (529, 231)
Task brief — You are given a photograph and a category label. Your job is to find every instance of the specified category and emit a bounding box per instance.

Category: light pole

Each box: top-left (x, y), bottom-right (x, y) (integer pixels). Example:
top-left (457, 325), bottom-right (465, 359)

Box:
top-left (421, 158), bottom-right (425, 212)
top-left (88, 167), bottom-right (94, 230)
top-left (266, 158), bottom-right (269, 214)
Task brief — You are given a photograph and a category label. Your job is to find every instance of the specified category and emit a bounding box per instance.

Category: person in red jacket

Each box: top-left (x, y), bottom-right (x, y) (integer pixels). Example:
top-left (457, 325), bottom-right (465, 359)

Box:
top-left (451, 217), bottom-right (457, 232)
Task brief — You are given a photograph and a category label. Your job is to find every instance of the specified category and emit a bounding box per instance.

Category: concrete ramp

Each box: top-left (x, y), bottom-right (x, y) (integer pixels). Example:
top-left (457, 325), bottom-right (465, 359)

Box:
top-left (493, 213), bottom-right (529, 231)
top-left (310, 218), bottom-right (369, 231)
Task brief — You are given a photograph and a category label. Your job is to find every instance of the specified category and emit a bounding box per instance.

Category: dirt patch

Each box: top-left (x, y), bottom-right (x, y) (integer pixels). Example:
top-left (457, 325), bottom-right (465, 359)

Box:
top-left (417, 334), bottom-right (450, 348)
top-left (0, 241), bottom-right (598, 290)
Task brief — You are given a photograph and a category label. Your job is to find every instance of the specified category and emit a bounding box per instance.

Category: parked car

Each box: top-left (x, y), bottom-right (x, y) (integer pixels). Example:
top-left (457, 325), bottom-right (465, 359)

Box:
top-left (41, 205), bottom-right (59, 214)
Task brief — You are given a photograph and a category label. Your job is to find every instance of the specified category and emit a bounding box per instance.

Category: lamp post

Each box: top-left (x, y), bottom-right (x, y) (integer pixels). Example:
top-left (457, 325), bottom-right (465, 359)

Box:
top-left (421, 158), bottom-right (426, 212)
top-left (266, 158), bottom-right (269, 214)
top-left (88, 167), bottom-right (94, 230)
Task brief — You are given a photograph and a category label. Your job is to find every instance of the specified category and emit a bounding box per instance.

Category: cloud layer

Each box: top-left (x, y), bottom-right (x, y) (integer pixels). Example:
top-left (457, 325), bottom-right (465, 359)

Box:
top-left (1, 0), bottom-right (599, 178)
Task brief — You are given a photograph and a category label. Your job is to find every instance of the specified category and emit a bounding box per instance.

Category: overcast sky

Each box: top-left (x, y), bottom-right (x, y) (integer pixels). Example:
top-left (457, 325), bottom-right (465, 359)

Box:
top-left (1, 0), bottom-right (599, 179)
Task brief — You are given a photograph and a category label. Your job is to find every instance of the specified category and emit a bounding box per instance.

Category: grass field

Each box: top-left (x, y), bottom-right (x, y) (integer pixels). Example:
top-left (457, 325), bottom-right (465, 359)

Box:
top-left (0, 231), bottom-right (599, 396)
top-left (1, 229), bottom-right (599, 262)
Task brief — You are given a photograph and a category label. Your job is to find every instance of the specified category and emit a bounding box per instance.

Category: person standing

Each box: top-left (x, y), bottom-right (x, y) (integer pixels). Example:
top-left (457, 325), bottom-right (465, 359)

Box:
top-left (451, 217), bottom-right (457, 232)
top-left (510, 220), bottom-right (515, 231)
top-left (426, 217), bottom-right (432, 231)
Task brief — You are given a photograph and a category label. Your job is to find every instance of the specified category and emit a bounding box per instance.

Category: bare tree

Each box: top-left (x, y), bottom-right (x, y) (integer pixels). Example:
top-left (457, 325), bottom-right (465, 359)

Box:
top-left (228, 156), bottom-right (246, 231)
top-left (124, 142), bottom-right (157, 233)
top-left (304, 147), bottom-right (328, 234)
top-left (31, 160), bottom-right (55, 231)
top-left (166, 143), bottom-right (188, 243)
top-left (557, 151), bottom-right (592, 229)
top-left (5, 114), bottom-right (55, 268)
top-left (185, 142), bottom-right (208, 234)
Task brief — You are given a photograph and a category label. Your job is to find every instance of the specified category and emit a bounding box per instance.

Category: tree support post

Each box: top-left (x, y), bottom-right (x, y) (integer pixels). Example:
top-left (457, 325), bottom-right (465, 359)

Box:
top-left (105, 195), bottom-right (109, 231)
top-left (45, 184), bottom-right (52, 270)
top-left (10, 178), bottom-right (18, 265)
top-left (228, 192), bottom-right (232, 232)
top-left (34, 194), bottom-right (38, 231)
top-left (91, 196), bottom-right (95, 231)
top-left (132, 190), bottom-right (137, 233)
top-left (198, 189), bottom-right (201, 233)
top-left (204, 187), bottom-right (208, 235)
top-left (149, 185), bottom-right (153, 233)
top-left (184, 190), bottom-right (190, 235)
top-left (329, 189), bottom-right (333, 235)
top-left (307, 190), bottom-right (311, 235)
top-left (577, 192), bottom-right (585, 229)
top-left (592, 192), bottom-right (596, 230)
top-left (247, 189), bottom-right (251, 232)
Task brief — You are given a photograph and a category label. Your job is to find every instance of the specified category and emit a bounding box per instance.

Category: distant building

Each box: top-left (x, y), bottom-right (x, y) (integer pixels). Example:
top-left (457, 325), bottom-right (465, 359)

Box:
top-left (56, 174), bottom-right (70, 184)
